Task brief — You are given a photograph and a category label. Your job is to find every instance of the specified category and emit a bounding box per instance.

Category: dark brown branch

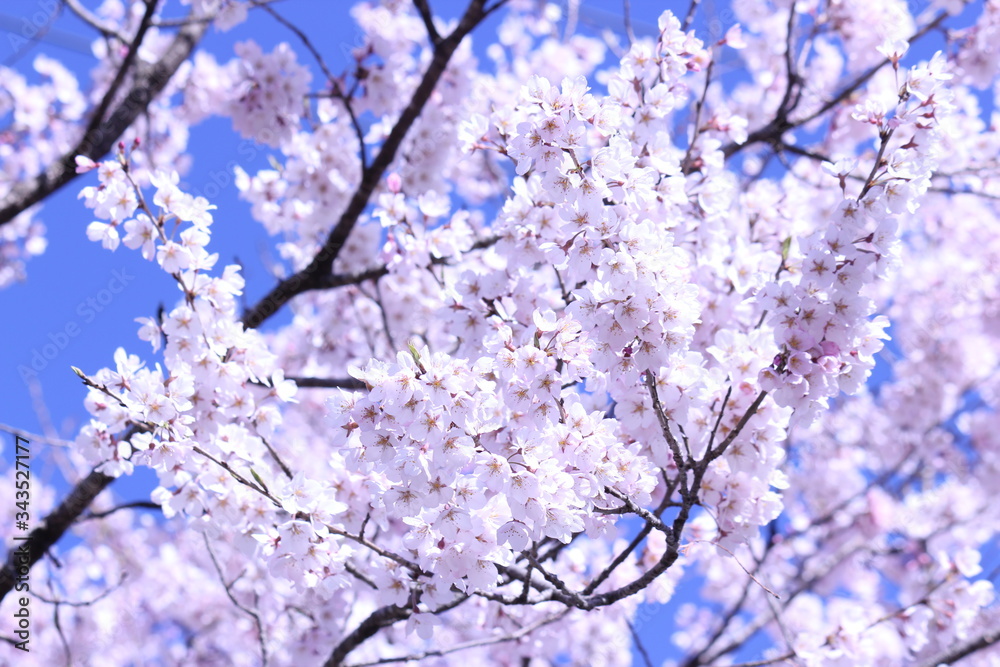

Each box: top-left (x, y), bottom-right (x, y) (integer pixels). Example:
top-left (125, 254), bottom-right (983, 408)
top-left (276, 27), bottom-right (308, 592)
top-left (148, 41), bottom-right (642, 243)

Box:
top-left (797, 11), bottom-right (947, 129)
top-left (706, 386), bottom-right (733, 453)
top-left (261, 436), bottom-right (295, 479)
top-left (0, 469), bottom-right (113, 602)
top-left (917, 625), bottom-right (1000, 667)
top-left (324, 605), bottom-right (412, 667)
top-left (93, 0), bottom-right (160, 132)
top-left (562, 392), bottom-right (769, 612)
top-left (645, 372), bottom-right (687, 477)
top-left (0, 6), bottom-right (209, 225)
top-left (682, 0), bottom-right (702, 31)
top-left (721, 11), bottom-right (947, 161)
top-left (857, 128), bottom-right (894, 201)
top-left (582, 505), bottom-right (655, 595)
top-left (315, 264), bottom-right (391, 290)
top-left (494, 563), bottom-right (560, 599)
top-left (775, 141), bottom-right (832, 164)
top-left (706, 391), bottom-right (768, 462)
top-left (288, 376), bottom-right (366, 390)
top-left (413, 0), bottom-right (442, 45)
top-left (79, 500), bottom-right (161, 522)
top-left (241, 0), bottom-right (500, 329)
top-left (775, 4), bottom-right (799, 127)
top-left (272, 235), bottom-right (499, 294)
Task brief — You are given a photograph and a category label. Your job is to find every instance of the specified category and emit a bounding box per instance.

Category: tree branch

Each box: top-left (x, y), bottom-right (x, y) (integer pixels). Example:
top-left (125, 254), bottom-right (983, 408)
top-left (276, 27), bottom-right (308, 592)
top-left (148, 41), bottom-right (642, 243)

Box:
top-left (917, 625), bottom-right (1000, 667)
top-left (62, 0), bottom-right (129, 41)
top-left (413, 0), bottom-right (442, 46)
top-left (0, 469), bottom-right (114, 602)
top-left (79, 500), bottom-right (161, 522)
top-left (241, 0), bottom-right (501, 329)
top-left (721, 11), bottom-right (947, 161)
top-left (0, 5), bottom-right (210, 225)
top-left (287, 376), bottom-right (367, 390)
top-left (324, 604), bottom-right (412, 667)
top-left (259, 2), bottom-right (336, 84)
top-left (204, 534), bottom-right (269, 667)
top-left (682, 0), bottom-right (702, 31)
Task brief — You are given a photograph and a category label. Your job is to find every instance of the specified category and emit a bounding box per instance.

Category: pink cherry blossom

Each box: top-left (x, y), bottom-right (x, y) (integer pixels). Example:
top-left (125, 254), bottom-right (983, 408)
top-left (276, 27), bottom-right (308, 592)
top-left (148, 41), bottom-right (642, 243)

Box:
top-left (4, 1), bottom-right (1000, 665)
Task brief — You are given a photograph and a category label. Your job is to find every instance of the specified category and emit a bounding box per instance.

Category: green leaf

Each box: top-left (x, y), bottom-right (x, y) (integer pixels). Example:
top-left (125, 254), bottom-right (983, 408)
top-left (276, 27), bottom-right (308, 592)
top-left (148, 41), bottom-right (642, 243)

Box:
top-left (250, 468), bottom-right (269, 493)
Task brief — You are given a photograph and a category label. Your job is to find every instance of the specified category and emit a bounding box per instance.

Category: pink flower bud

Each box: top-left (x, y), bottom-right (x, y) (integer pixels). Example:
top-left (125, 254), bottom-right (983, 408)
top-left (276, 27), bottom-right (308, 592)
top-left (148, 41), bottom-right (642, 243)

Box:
top-left (387, 172), bottom-right (402, 193)
top-left (75, 156), bottom-right (98, 173)
top-left (818, 356), bottom-right (840, 374)
top-left (820, 340), bottom-right (841, 357)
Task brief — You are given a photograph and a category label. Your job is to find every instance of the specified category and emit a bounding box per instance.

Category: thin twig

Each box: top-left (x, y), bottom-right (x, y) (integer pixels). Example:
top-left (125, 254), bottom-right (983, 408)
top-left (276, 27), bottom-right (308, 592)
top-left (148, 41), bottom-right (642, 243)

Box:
top-left (62, 0), bottom-right (128, 41)
top-left (622, 0), bottom-right (636, 46)
top-left (34, 573), bottom-right (126, 607)
top-left (683, 0), bottom-right (702, 31)
top-left (706, 386), bottom-right (733, 453)
top-left (345, 609), bottom-right (569, 667)
top-left (857, 129), bottom-right (894, 201)
top-left (707, 391), bottom-right (768, 462)
top-left (629, 619), bottom-right (655, 667)
top-left (204, 535), bottom-right (269, 667)
top-left (413, 0), bottom-right (442, 45)
top-left (260, 437), bottom-right (295, 479)
top-left (259, 3), bottom-right (336, 84)
top-left (688, 540), bottom-right (779, 599)
top-left (681, 59), bottom-right (715, 174)
top-left (0, 423), bottom-right (71, 448)
top-left (79, 501), bottom-right (161, 522)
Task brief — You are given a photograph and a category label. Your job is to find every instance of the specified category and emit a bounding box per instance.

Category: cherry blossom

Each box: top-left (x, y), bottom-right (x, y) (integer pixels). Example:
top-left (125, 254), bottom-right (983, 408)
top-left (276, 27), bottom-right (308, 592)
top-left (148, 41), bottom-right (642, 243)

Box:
top-left (3, 0), bottom-right (1000, 665)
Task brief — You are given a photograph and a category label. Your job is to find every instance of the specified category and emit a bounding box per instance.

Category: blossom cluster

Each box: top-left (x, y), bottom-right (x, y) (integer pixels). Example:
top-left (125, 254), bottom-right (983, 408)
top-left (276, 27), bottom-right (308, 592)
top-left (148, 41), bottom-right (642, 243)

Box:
top-left (4, 0), bottom-right (1000, 665)
top-left (229, 41), bottom-right (312, 147)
